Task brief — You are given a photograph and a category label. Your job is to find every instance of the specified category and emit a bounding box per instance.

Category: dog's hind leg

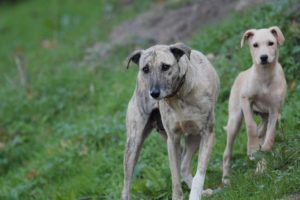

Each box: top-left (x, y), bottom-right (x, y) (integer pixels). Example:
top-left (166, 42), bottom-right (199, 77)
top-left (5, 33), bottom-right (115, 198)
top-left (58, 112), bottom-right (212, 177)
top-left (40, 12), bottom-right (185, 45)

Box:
top-left (181, 134), bottom-right (200, 188)
top-left (121, 101), bottom-right (153, 200)
top-left (222, 110), bottom-right (242, 184)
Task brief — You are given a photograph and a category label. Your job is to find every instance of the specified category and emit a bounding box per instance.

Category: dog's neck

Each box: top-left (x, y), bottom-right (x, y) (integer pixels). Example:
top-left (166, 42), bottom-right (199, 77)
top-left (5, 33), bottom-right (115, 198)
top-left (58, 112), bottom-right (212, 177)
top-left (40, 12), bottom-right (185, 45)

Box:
top-left (165, 74), bottom-right (193, 103)
top-left (165, 74), bottom-right (186, 99)
top-left (253, 60), bottom-right (278, 82)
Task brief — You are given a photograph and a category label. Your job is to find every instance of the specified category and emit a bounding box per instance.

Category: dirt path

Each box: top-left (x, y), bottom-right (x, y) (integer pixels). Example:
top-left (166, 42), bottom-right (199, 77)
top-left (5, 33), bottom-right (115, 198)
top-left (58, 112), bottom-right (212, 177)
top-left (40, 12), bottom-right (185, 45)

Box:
top-left (111, 0), bottom-right (270, 44)
top-left (83, 0), bottom-right (270, 65)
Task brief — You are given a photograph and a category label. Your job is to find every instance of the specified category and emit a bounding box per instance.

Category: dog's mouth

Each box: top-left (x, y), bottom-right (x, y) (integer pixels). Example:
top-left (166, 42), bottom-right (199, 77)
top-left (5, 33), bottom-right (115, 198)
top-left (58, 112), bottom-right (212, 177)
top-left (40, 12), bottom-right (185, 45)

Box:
top-left (150, 95), bottom-right (163, 100)
top-left (149, 91), bottom-right (168, 100)
top-left (260, 60), bottom-right (269, 65)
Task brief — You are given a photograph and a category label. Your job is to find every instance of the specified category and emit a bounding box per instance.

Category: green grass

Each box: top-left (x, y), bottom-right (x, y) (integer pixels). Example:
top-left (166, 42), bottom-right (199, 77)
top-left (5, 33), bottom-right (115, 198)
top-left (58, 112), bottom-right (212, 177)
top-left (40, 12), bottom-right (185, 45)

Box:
top-left (0, 0), bottom-right (299, 199)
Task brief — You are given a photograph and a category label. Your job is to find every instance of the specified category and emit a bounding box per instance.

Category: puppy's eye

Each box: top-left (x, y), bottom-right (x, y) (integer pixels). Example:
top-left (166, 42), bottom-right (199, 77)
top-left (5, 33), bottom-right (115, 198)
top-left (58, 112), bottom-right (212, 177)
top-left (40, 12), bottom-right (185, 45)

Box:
top-left (268, 41), bottom-right (274, 46)
top-left (161, 63), bottom-right (171, 71)
top-left (142, 65), bottom-right (150, 74)
top-left (253, 43), bottom-right (258, 48)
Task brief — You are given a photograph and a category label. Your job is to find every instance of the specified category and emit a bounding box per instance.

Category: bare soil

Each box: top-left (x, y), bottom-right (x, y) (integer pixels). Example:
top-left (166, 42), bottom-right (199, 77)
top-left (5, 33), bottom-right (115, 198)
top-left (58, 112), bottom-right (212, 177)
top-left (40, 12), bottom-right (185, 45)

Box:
top-left (83, 0), bottom-right (270, 65)
top-left (111, 0), bottom-right (268, 45)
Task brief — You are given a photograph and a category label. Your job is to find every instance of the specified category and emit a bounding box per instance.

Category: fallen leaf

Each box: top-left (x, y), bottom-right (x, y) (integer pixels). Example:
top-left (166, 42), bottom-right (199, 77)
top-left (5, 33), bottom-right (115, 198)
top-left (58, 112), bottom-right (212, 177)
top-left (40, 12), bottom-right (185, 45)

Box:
top-left (27, 170), bottom-right (39, 180)
top-left (41, 39), bottom-right (55, 49)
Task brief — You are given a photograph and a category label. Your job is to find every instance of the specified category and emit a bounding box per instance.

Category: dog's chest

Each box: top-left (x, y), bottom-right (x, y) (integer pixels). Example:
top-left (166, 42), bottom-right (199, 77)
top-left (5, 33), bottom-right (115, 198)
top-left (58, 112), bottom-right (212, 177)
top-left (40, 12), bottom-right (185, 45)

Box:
top-left (173, 120), bottom-right (203, 135)
top-left (160, 98), bottom-right (211, 135)
top-left (251, 83), bottom-right (280, 113)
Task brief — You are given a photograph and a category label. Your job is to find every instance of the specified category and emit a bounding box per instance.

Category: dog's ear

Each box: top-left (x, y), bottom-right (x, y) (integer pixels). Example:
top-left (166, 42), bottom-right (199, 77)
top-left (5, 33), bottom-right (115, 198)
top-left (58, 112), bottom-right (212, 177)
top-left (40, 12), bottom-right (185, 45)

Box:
top-left (241, 29), bottom-right (255, 48)
top-left (126, 50), bottom-right (142, 69)
top-left (170, 43), bottom-right (191, 61)
top-left (269, 26), bottom-right (285, 45)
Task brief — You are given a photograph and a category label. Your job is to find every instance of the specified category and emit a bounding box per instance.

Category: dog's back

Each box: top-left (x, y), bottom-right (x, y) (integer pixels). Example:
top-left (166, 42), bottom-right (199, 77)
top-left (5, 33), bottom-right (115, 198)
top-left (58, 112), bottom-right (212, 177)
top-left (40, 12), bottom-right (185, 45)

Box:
top-left (189, 50), bottom-right (220, 105)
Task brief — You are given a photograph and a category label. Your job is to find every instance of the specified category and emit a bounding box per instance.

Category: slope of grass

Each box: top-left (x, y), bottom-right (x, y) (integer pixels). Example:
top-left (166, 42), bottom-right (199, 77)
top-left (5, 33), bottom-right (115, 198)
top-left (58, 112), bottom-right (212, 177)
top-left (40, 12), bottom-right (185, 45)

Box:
top-left (0, 0), bottom-right (299, 199)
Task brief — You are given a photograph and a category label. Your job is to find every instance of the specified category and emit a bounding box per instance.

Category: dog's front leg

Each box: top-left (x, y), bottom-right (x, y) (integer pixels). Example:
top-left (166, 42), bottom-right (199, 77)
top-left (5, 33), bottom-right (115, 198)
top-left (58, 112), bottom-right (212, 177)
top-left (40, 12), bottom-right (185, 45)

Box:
top-left (122, 107), bottom-right (152, 200)
top-left (261, 110), bottom-right (279, 151)
top-left (167, 134), bottom-right (183, 200)
top-left (241, 97), bottom-right (260, 159)
top-left (181, 135), bottom-right (200, 188)
top-left (189, 132), bottom-right (214, 200)
top-left (257, 114), bottom-right (268, 145)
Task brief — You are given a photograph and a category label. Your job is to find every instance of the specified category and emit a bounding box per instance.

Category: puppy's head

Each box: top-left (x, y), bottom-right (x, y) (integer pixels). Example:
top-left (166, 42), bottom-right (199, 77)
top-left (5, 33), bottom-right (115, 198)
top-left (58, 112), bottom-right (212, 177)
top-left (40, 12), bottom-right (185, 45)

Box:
top-left (241, 26), bottom-right (285, 66)
top-left (126, 43), bottom-right (191, 100)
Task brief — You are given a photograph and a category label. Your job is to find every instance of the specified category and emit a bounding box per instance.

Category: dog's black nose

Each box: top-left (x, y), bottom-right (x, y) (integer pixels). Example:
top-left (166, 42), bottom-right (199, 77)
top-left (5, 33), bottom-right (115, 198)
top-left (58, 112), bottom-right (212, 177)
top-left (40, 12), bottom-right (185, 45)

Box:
top-left (150, 88), bottom-right (160, 99)
top-left (260, 55), bottom-right (268, 63)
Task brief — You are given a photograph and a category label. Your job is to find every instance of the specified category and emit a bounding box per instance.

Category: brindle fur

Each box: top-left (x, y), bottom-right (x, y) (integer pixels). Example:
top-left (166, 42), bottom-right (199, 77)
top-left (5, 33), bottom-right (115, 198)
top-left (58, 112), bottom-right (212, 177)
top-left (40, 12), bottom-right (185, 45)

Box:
top-left (122, 43), bottom-right (219, 200)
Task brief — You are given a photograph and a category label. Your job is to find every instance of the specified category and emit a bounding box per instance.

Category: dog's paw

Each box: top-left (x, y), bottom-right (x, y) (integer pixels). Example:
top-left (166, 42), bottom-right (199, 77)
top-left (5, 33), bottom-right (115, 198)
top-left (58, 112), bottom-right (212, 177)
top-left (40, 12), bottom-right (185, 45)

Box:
top-left (222, 177), bottom-right (231, 186)
top-left (261, 143), bottom-right (272, 151)
top-left (247, 142), bottom-right (260, 156)
top-left (121, 194), bottom-right (130, 200)
top-left (248, 154), bottom-right (256, 161)
top-left (202, 188), bottom-right (214, 197)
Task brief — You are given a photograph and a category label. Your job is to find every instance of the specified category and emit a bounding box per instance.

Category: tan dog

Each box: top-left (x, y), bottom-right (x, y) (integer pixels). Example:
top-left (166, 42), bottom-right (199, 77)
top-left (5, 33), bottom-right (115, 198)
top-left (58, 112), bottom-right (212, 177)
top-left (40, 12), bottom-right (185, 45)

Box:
top-left (122, 43), bottom-right (219, 200)
top-left (222, 26), bottom-right (287, 184)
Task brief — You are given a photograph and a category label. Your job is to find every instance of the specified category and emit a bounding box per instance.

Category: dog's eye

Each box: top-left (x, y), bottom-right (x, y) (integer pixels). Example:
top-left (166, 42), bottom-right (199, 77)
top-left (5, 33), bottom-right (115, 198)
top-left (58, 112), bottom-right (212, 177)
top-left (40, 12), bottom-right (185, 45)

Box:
top-left (161, 63), bottom-right (171, 71)
top-left (253, 43), bottom-right (258, 48)
top-left (142, 65), bottom-right (150, 74)
top-left (268, 41), bottom-right (274, 46)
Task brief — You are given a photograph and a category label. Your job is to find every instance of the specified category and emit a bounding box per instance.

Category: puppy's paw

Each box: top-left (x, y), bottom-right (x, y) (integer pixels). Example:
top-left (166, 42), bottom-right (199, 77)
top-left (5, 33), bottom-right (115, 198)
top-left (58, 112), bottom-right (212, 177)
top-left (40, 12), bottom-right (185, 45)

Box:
top-left (222, 177), bottom-right (231, 186)
top-left (248, 154), bottom-right (256, 161)
top-left (247, 139), bottom-right (261, 156)
top-left (261, 143), bottom-right (272, 151)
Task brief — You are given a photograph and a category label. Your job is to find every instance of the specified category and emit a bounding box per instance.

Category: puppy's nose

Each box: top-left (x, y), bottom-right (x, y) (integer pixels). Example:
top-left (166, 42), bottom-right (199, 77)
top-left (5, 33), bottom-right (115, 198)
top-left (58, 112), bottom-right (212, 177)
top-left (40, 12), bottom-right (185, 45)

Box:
top-left (150, 88), bottom-right (160, 99)
top-left (260, 55), bottom-right (268, 63)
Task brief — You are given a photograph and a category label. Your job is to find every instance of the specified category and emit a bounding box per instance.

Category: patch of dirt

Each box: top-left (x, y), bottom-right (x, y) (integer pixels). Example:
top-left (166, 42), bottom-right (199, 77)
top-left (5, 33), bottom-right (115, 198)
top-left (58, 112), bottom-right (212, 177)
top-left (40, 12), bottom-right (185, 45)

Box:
top-left (83, 0), bottom-right (270, 66)
top-left (111, 0), bottom-right (270, 45)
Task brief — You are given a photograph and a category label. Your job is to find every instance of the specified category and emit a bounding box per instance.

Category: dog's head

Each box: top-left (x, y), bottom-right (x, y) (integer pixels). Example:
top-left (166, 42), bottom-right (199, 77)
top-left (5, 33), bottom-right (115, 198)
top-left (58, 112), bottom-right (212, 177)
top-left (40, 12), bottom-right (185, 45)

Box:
top-left (241, 26), bottom-right (285, 66)
top-left (126, 43), bottom-right (191, 100)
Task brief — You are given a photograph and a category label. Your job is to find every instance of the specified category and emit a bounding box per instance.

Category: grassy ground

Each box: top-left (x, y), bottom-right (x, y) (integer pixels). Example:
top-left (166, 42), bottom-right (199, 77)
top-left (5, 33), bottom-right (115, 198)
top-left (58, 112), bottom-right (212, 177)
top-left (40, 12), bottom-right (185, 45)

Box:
top-left (0, 0), bottom-right (299, 199)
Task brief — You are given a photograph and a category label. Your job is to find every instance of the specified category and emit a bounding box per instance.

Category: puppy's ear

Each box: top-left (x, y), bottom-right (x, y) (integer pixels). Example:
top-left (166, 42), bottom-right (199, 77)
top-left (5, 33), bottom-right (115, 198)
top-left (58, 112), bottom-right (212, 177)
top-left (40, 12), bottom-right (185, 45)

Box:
top-left (269, 26), bottom-right (285, 45)
top-left (126, 50), bottom-right (142, 69)
top-left (170, 43), bottom-right (191, 61)
top-left (241, 29), bottom-right (255, 48)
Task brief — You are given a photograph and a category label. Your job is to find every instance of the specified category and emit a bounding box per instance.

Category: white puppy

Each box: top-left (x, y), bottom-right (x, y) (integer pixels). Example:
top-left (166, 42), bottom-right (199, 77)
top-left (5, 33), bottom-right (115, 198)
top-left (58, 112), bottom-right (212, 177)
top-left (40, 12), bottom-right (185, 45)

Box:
top-left (222, 26), bottom-right (287, 184)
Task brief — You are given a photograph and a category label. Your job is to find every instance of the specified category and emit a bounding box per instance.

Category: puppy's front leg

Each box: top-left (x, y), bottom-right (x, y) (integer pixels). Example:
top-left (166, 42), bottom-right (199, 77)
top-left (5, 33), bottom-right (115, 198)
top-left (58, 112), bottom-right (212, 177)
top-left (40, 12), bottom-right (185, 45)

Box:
top-left (261, 110), bottom-right (279, 151)
top-left (257, 114), bottom-right (268, 145)
top-left (241, 97), bottom-right (260, 159)
top-left (189, 132), bottom-right (214, 200)
top-left (167, 135), bottom-right (183, 200)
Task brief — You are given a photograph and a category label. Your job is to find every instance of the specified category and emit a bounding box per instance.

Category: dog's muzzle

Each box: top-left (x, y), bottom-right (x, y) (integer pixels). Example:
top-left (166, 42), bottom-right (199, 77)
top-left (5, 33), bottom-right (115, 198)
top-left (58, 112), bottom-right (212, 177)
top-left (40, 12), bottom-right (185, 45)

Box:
top-left (150, 87), bottom-right (160, 99)
top-left (260, 55), bottom-right (269, 65)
